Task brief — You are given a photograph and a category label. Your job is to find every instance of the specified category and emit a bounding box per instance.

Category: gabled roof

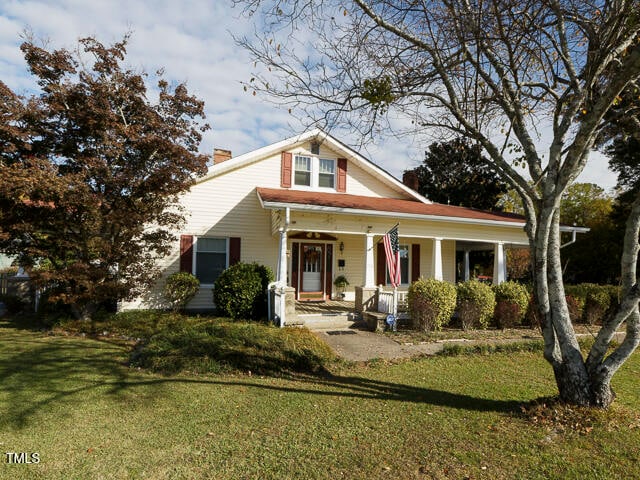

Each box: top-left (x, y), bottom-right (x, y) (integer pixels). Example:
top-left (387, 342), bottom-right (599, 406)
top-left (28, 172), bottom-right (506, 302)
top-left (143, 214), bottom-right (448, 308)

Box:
top-left (256, 187), bottom-right (528, 228)
top-left (198, 128), bottom-right (428, 203)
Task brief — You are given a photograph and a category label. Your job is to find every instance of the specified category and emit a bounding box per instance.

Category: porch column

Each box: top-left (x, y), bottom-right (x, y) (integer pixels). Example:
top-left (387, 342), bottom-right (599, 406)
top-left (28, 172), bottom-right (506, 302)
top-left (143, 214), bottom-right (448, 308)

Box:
top-left (364, 232), bottom-right (375, 287)
top-left (493, 242), bottom-right (506, 284)
top-left (432, 237), bottom-right (443, 281)
top-left (463, 250), bottom-right (470, 281)
top-left (278, 228), bottom-right (288, 285)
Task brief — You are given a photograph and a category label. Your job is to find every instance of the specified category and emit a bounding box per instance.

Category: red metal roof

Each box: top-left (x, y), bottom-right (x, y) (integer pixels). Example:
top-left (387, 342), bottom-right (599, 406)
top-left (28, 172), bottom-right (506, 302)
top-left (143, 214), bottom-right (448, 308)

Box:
top-left (256, 187), bottom-right (525, 224)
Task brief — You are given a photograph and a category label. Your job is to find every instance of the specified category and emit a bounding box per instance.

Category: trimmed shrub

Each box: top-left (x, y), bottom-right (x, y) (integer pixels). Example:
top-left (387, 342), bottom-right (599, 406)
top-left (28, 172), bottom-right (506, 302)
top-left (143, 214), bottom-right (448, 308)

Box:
top-left (164, 272), bottom-right (200, 311)
top-left (213, 262), bottom-right (274, 320)
top-left (584, 290), bottom-right (610, 325)
top-left (525, 296), bottom-right (541, 329)
top-left (564, 283), bottom-right (590, 301)
top-left (456, 280), bottom-right (496, 330)
top-left (492, 281), bottom-right (530, 328)
top-left (408, 278), bottom-right (456, 332)
top-left (564, 283), bottom-right (621, 325)
top-left (565, 295), bottom-right (584, 324)
top-left (602, 285), bottom-right (621, 314)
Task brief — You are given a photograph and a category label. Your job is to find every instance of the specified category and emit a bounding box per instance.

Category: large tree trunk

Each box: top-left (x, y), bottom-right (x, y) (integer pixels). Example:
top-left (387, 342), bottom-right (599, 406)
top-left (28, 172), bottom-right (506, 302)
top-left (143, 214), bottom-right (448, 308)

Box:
top-left (533, 202), bottom-right (593, 405)
top-left (533, 191), bottom-right (640, 408)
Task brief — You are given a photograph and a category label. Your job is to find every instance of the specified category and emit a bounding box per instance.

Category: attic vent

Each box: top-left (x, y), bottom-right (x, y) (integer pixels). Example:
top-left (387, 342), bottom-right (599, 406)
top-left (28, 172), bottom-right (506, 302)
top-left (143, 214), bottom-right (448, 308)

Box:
top-left (310, 141), bottom-right (320, 155)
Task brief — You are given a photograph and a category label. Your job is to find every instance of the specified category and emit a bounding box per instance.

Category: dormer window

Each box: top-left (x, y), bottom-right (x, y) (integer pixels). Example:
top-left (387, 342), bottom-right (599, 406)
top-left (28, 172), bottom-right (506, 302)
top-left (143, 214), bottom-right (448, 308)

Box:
top-left (294, 155), bottom-right (336, 190)
top-left (319, 159), bottom-right (335, 188)
top-left (294, 156), bottom-right (312, 186)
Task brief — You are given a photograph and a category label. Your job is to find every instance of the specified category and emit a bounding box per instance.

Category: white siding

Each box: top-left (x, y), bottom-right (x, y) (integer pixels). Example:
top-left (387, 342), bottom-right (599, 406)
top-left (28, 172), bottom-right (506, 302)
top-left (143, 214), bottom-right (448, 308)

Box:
top-left (287, 142), bottom-right (411, 198)
top-left (123, 137), bottom-right (526, 311)
top-left (123, 152), bottom-right (283, 311)
top-left (345, 161), bottom-right (407, 198)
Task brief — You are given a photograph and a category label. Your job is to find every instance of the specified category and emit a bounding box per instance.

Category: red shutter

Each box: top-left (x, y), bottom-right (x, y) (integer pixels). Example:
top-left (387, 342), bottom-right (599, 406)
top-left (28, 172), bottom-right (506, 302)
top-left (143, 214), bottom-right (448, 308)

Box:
top-left (337, 158), bottom-right (347, 192)
top-left (180, 235), bottom-right (194, 274)
top-left (229, 237), bottom-right (241, 265)
top-left (411, 244), bottom-right (420, 283)
top-left (281, 152), bottom-right (292, 188)
top-left (376, 242), bottom-right (386, 285)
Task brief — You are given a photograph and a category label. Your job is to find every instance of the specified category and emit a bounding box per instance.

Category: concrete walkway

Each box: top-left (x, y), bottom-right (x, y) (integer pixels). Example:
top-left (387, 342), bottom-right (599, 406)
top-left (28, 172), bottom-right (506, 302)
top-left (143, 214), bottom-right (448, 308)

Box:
top-left (313, 327), bottom-right (444, 361)
top-left (313, 327), bottom-right (627, 362)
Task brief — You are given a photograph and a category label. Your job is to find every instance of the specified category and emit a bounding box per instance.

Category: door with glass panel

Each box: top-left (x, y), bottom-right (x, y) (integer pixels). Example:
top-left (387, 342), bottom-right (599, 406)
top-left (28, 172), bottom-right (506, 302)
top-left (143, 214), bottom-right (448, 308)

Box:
top-left (299, 243), bottom-right (324, 300)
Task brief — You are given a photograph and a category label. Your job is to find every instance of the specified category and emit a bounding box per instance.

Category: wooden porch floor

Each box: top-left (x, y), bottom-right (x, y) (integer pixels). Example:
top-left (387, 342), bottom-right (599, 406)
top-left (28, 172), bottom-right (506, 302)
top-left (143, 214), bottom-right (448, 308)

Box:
top-left (294, 300), bottom-right (355, 315)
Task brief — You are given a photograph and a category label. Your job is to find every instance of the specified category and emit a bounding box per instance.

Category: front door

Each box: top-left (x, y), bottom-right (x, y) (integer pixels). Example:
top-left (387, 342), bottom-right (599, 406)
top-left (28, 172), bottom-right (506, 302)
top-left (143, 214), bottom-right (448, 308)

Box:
top-left (299, 243), bottom-right (325, 301)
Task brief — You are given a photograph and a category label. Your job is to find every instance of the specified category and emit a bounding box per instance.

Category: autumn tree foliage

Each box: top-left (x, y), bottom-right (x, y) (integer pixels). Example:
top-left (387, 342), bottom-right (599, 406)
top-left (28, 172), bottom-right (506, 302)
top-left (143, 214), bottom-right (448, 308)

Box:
top-left (237, 0), bottom-right (640, 407)
top-left (407, 137), bottom-right (508, 210)
top-left (0, 36), bottom-right (209, 320)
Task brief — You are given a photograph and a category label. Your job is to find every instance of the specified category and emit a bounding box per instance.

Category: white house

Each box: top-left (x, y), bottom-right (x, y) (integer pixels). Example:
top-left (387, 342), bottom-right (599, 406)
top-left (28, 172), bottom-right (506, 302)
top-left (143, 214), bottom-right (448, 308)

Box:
top-left (121, 129), bottom-right (585, 315)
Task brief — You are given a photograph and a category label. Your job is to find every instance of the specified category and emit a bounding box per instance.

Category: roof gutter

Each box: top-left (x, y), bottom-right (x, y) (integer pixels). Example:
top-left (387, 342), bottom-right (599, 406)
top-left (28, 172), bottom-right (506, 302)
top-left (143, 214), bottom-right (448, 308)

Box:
top-left (560, 228), bottom-right (591, 248)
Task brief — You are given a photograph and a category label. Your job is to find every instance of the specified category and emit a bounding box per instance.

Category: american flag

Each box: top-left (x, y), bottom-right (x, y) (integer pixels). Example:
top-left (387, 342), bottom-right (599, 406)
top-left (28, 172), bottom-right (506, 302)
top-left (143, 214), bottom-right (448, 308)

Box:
top-left (383, 224), bottom-right (401, 287)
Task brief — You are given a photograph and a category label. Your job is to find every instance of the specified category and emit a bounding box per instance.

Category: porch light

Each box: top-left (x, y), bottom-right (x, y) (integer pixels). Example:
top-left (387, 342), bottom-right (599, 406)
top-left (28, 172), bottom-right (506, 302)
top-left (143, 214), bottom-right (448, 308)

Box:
top-left (339, 241), bottom-right (344, 253)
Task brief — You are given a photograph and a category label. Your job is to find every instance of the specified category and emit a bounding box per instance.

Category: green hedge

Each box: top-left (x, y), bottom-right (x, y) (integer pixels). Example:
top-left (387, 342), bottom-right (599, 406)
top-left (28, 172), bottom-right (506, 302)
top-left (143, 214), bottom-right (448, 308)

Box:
top-left (456, 280), bottom-right (496, 330)
top-left (164, 272), bottom-right (200, 311)
top-left (564, 284), bottom-right (621, 325)
top-left (492, 281), bottom-right (530, 328)
top-left (408, 278), bottom-right (457, 332)
top-left (213, 262), bottom-right (274, 320)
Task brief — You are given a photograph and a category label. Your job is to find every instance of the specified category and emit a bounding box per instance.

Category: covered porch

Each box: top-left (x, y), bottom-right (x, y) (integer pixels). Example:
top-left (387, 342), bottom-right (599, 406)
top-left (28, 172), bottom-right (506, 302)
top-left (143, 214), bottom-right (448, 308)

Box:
top-left (259, 193), bottom-right (532, 327)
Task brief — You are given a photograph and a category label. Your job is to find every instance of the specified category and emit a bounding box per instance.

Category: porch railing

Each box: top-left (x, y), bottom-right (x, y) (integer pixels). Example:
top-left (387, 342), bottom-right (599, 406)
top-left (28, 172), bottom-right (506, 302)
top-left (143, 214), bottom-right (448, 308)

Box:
top-left (376, 287), bottom-right (408, 318)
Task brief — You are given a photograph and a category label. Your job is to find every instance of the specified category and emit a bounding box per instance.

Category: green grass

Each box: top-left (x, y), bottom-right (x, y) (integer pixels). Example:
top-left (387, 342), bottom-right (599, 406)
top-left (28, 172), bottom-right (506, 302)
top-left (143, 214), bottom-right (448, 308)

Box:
top-left (2, 321), bottom-right (640, 479)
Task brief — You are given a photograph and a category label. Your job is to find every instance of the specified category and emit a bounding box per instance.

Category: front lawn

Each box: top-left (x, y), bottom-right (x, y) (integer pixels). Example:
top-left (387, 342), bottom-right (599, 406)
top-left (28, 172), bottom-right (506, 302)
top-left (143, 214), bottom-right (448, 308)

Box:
top-left (1, 321), bottom-right (640, 479)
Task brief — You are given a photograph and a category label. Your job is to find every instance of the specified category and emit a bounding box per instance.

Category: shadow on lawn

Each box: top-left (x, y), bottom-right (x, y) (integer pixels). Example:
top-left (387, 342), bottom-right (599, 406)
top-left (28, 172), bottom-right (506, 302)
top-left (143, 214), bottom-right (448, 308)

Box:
top-left (0, 327), bottom-right (523, 429)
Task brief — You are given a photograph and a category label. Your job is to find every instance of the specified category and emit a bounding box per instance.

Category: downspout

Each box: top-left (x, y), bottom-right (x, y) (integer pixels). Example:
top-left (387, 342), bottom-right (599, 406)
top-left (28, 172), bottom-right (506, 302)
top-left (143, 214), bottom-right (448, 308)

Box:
top-left (560, 229), bottom-right (577, 249)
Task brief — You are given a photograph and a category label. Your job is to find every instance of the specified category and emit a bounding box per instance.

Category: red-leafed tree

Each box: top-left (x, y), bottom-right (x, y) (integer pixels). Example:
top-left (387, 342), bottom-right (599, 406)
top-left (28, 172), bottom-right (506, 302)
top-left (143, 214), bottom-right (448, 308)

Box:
top-left (0, 36), bottom-right (210, 320)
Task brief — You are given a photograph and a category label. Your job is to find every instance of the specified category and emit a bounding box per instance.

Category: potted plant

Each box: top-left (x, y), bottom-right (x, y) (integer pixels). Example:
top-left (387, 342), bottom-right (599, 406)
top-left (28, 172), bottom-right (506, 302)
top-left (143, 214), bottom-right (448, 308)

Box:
top-left (333, 275), bottom-right (349, 299)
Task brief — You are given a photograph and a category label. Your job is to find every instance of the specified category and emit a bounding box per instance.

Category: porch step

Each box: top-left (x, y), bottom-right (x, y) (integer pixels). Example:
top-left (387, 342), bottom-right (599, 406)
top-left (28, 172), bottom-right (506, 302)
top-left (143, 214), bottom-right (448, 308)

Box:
top-left (292, 312), bottom-right (363, 330)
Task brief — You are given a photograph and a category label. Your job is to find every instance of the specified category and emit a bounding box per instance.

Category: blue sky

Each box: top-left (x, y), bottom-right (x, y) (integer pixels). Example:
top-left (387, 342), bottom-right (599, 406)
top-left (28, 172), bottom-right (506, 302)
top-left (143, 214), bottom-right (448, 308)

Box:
top-left (0, 0), bottom-right (619, 190)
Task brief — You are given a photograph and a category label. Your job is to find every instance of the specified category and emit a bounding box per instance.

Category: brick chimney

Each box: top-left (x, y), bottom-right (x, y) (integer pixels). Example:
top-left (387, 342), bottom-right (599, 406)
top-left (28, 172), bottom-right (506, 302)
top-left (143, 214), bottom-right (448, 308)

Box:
top-left (402, 170), bottom-right (419, 191)
top-left (213, 148), bottom-right (232, 165)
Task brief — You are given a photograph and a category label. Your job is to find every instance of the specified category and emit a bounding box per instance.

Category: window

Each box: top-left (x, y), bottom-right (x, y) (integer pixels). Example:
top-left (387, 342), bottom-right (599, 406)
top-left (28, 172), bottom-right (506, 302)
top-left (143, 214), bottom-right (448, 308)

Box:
top-left (195, 237), bottom-right (227, 284)
top-left (319, 159), bottom-right (335, 188)
top-left (386, 245), bottom-right (410, 285)
top-left (293, 155), bottom-right (337, 189)
top-left (294, 156), bottom-right (312, 186)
